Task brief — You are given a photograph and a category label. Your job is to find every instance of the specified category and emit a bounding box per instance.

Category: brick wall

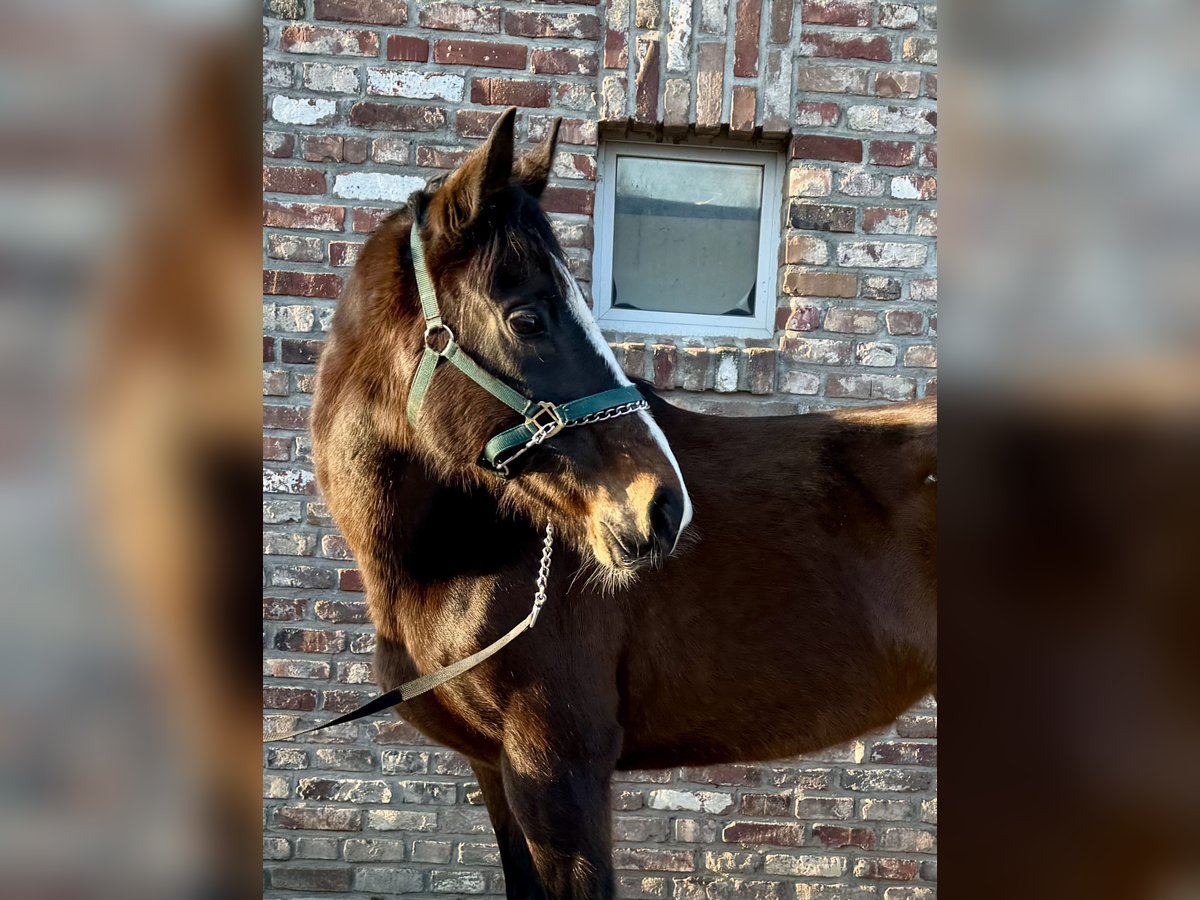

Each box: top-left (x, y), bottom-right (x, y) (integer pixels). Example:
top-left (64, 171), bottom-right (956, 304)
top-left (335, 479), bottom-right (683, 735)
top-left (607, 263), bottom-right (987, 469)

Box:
top-left (263, 0), bottom-right (937, 895)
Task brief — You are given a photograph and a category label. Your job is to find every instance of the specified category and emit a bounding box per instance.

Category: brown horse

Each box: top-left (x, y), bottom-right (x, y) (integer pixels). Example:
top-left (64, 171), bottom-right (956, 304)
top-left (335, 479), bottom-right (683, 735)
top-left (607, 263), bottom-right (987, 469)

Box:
top-left (312, 109), bottom-right (937, 900)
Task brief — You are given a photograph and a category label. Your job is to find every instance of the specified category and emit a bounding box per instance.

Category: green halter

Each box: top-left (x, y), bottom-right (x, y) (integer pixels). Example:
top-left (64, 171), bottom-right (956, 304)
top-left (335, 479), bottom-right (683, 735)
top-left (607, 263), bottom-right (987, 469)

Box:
top-left (405, 221), bottom-right (647, 478)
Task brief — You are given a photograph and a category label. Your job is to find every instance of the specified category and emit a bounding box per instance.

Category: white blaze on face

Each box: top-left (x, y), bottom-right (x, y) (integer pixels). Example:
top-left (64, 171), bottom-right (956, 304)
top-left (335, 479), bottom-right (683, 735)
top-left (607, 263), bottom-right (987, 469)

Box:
top-left (551, 257), bottom-right (693, 550)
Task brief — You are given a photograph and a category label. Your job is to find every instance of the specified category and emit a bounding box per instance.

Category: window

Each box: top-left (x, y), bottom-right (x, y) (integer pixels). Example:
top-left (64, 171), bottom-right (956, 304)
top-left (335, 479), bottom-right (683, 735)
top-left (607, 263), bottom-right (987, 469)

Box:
top-left (593, 141), bottom-right (784, 338)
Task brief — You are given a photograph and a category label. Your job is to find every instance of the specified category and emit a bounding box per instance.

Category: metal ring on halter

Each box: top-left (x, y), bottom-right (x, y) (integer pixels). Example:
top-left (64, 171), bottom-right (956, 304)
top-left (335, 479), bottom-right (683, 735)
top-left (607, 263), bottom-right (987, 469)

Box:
top-left (423, 322), bottom-right (454, 352)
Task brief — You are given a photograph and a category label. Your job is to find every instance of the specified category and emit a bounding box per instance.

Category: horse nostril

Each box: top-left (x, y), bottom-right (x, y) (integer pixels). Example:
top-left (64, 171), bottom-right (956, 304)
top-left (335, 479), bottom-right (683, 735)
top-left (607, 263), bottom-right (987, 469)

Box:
top-left (648, 486), bottom-right (684, 555)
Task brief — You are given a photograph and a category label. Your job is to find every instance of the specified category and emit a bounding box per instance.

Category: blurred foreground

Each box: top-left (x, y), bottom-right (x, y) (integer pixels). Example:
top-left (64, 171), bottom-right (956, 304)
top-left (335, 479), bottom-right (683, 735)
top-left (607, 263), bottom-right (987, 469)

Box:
top-left (0, 1), bottom-right (1195, 898)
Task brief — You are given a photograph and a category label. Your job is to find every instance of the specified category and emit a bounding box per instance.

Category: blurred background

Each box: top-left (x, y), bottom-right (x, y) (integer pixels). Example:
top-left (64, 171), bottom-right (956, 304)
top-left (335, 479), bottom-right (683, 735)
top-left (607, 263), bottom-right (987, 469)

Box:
top-left (0, 0), bottom-right (1195, 898)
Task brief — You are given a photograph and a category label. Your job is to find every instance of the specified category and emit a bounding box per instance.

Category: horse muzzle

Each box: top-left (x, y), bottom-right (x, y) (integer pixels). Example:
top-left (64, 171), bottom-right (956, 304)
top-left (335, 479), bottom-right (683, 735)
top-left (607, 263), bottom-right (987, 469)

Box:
top-left (597, 485), bottom-right (685, 570)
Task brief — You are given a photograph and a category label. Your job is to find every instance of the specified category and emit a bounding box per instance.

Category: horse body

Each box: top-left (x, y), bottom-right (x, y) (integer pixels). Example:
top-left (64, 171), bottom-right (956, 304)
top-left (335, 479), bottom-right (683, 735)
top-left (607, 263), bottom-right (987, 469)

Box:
top-left (312, 109), bottom-right (935, 899)
top-left (352, 398), bottom-right (935, 768)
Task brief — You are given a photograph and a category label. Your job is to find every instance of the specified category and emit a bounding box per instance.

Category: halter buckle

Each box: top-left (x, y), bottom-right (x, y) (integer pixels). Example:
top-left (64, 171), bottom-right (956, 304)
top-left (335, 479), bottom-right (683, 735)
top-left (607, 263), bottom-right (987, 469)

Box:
top-left (423, 322), bottom-right (455, 353)
top-left (525, 401), bottom-right (565, 445)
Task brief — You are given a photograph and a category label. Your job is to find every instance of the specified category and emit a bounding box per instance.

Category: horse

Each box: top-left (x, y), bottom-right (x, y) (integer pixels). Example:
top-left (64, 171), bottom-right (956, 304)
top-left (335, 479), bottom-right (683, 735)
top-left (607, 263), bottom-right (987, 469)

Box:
top-left (311, 108), bottom-right (937, 900)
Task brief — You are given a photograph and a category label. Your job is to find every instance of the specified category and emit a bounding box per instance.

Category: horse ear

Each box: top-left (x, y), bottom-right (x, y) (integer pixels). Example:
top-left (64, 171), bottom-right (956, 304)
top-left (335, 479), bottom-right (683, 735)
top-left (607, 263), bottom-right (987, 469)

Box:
top-left (512, 117), bottom-right (561, 199)
top-left (435, 107), bottom-right (516, 230)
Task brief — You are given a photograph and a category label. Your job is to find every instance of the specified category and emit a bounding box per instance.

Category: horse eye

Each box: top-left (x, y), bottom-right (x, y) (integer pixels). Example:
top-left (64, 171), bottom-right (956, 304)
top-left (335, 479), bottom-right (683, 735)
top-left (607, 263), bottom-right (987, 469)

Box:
top-left (508, 311), bottom-right (544, 337)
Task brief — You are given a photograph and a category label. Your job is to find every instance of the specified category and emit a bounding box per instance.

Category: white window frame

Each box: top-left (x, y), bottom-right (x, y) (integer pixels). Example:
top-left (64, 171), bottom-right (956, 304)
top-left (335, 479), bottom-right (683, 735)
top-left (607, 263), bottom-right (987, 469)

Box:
top-left (592, 140), bottom-right (784, 339)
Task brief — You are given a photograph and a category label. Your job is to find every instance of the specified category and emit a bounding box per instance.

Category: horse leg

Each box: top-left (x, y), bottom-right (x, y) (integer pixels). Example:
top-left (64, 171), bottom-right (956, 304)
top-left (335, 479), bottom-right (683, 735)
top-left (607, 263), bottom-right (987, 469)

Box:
top-left (500, 748), bottom-right (617, 900)
top-left (473, 763), bottom-right (547, 900)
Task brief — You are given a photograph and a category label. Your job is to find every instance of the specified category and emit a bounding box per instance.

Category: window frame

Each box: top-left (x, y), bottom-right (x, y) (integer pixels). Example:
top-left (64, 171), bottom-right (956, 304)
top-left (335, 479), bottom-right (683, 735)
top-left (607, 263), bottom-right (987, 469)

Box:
top-left (592, 140), bottom-right (784, 339)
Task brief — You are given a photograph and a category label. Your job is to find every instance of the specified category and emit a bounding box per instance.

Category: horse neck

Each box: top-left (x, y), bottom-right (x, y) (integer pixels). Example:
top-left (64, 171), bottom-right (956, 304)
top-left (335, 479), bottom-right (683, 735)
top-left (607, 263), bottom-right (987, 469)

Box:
top-left (368, 447), bottom-right (535, 588)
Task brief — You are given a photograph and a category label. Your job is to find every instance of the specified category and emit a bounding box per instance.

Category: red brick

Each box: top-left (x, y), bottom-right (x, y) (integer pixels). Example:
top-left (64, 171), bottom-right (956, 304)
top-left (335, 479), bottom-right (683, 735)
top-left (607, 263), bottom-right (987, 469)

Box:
top-left (870, 741), bottom-right (938, 766)
top-left (329, 241), bottom-right (363, 267)
top-left (921, 143), bottom-right (937, 168)
top-left (264, 271), bottom-right (343, 299)
top-left (612, 848), bottom-right (695, 872)
top-left (896, 712), bottom-right (937, 737)
top-left (321, 691), bottom-right (373, 713)
top-left (263, 597), bottom-right (305, 620)
top-left (339, 569), bottom-right (364, 591)
top-left (530, 115), bottom-right (595, 146)
top-left (722, 822), bottom-right (804, 847)
top-left (351, 207), bottom-right (391, 233)
top-left (782, 270), bottom-right (857, 297)
top-left (634, 37), bottom-right (661, 124)
top-left (343, 137), bottom-right (368, 164)
top-left (434, 39), bottom-right (527, 69)
top-left (419, 3), bottom-right (501, 33)
top-left (740, 793), bottom-right (791, 816)
top-left (314, 600), bottom-right (370, 624)
top-left (264, 686), bottom-right (319, 711)
top-left (808, 32), bottom-right (893, 61)
top-left (264, 201), bottom-right (345, 231)
top-left (733, 0), bottom-right (762, 76)
top-left (875, 70), bottom-right (921, 99)
top-left (682, 765), bottom-right (763, 786)
top-left (731, 86), bottom-right (757, 133)
top-left (273, 807), bottom-right (363, 831)
top-left (281, 340), bottom-right (325, 364)
top-left (531, 47), bottom-right (599, 76)
top-left (301, 135), bottom-right (343, 163)
top-left (471, 78), bottom-right (551, 108)
top-left (884, 311), bottom-right (924, 338)
top-left (863, 207), bottom-right (910, 233)
top-left (798, 63), bottom-right (870, 94)
top-left (795, 796), bottom-right (854, 819)
top-left (280, 25), bottom-right (379, 57)
top-left (263, 435), bottom-right (292, 461)
top-left (783, 305), bottom-right (822, 332)
top-left (314, 0), bottom-right (406, 25)
top-left (386, 35), bottom-right (430, 62)
top-left (796, 101), bottom-right (840, 127)
top-left (263, 165), bottom-right (325, 194)
top-left (788, 201), bottom-right (856, 232)
top-left (349, 102), bottom-right (446, 131)
top-left (652, 343), bottom-right (677, 390)
top-left (541, 186), bottom-right (594, 215)
top-left (790, 135), bottom-right (863, 162)
top-left (370, 720), bottom-right (427, 744)
top-left (505, 11), bottom-right (601, 40)
top-left (274, 628), bottom-right (345, 653)
top-left (854, 858), bottom-right (920, 881)
top-left (769, 0), bottom-right (794, 42)
top-left (803, 0), bottom-right (870, 26)
top-left (264, 132), bottom-right (294, 159)
top-left (813, 825), bottom-right (876, 850)
top-left (456, 109), bottom-right (505, 138)
top-left (415, 145), bottom-right (473, 169)
top-left (604, 23), bottom-right (628, 69)
top-left (869, 140), bottom-right (916, 166)
top-left (696, 43), bottom-right (724, 127)
top-left (264, 336), bottom-right (276, 363)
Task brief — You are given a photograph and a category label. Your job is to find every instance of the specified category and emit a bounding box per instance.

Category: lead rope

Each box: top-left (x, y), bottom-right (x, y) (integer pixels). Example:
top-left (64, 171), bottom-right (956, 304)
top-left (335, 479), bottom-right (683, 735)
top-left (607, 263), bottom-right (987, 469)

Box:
top-left (265, 519), bottom-right (554, 743)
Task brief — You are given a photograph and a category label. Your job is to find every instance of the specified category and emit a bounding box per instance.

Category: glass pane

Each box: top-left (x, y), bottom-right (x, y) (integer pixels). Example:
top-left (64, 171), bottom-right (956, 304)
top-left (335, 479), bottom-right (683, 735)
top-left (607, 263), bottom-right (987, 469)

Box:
top-left (611, 155), bottom-right (763, 317)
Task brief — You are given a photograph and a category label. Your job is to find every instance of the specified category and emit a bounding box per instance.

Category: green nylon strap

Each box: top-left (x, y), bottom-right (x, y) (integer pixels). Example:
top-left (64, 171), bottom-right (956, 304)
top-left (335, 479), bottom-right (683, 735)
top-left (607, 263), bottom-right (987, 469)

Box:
top-left (406, 345), bottom-right (442, 424)
top-left (442, 341), bottom-right (530, 414)
top-left (481, 384), bottom-right (644, 471)
top-left (409, 215), bottom-right (441, 326)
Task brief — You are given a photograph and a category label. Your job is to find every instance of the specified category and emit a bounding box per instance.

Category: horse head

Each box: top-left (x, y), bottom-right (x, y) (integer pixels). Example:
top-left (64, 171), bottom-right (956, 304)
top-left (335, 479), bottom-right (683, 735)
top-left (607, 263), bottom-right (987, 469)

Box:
top-left (367, 108), bottom-right (691, 577)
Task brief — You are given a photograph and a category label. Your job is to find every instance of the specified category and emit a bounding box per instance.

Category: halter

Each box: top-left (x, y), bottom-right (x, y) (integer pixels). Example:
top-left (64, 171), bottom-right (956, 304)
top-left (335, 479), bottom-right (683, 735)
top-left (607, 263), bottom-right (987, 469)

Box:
top-left (405, 219), bottom-right (647, 478)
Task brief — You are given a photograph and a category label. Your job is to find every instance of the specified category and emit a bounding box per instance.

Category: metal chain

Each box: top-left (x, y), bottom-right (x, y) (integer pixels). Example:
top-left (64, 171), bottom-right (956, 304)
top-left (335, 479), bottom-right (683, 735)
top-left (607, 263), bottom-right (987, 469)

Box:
top-left (499, 399), bottom-right (651, 478)
top-left (563, 399), bottom-right (649, 430)
top-left (528, 519), bottom-right (554, 627)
